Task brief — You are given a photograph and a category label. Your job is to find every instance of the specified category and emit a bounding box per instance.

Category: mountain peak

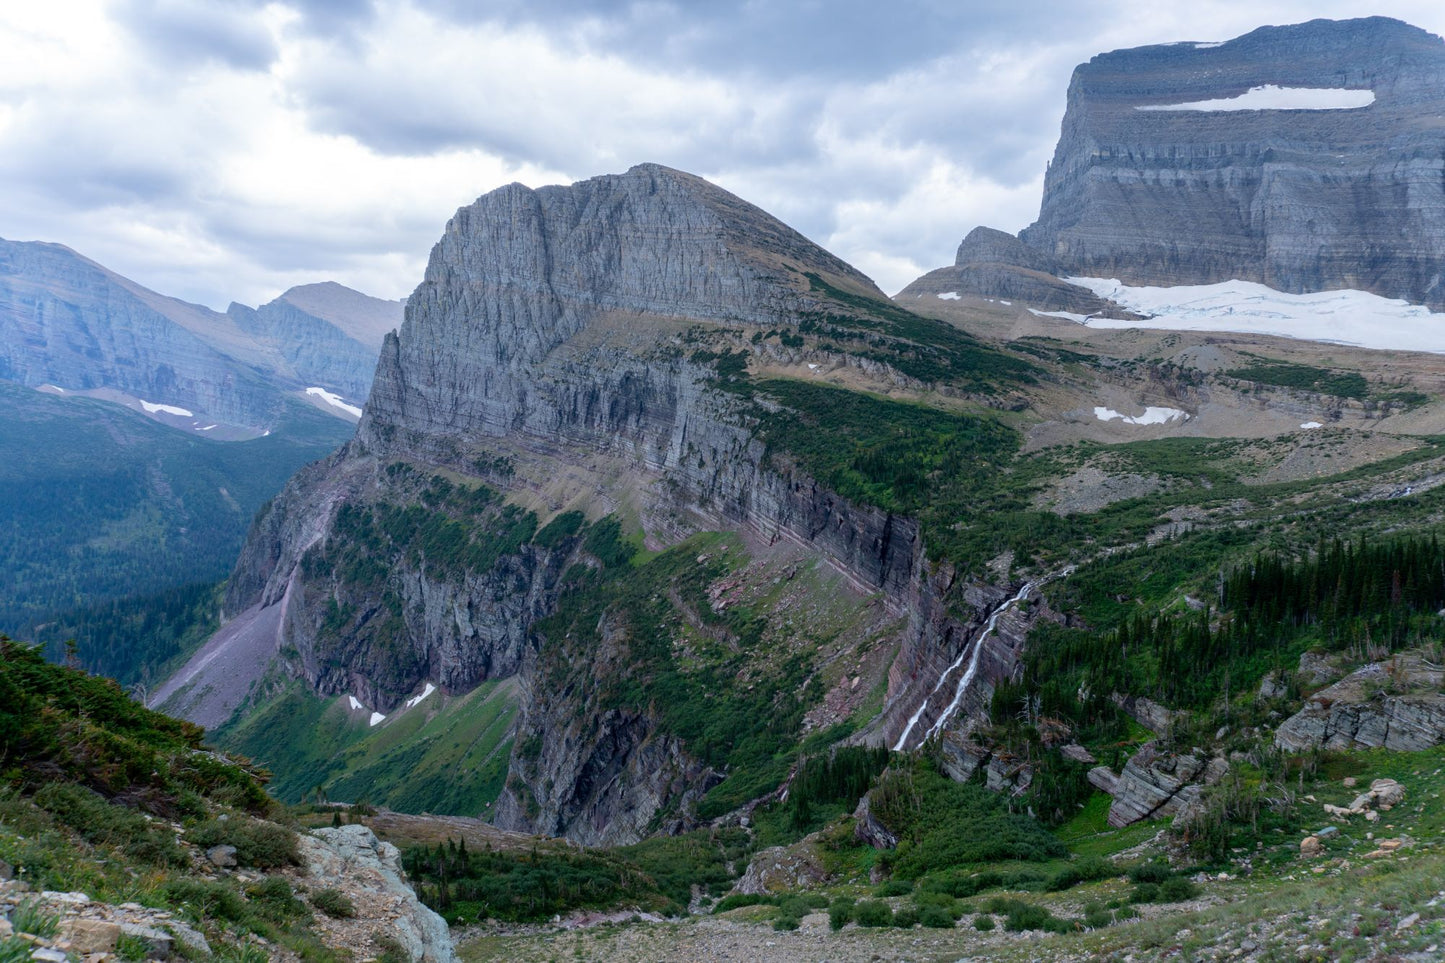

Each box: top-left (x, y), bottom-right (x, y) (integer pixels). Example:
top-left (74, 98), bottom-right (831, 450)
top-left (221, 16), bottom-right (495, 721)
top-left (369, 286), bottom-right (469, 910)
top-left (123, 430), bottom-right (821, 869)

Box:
top-left (1016, 16), bottom-right (1445, 309)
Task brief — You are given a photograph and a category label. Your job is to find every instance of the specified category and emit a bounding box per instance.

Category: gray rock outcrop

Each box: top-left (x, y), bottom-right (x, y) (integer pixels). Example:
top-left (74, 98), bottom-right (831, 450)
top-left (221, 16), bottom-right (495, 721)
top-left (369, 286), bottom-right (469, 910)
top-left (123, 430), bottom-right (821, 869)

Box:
top-left (299, 825), bottom-right (453, 963)
top-left (1275, 655), bottom-right (1445, 751)
top-left (1091, 745), bottom-right (1227, 827)
top-left (1020, 17), bottom-right (1445, 309)
top-left (898, 227), bottom-right (1132, 316)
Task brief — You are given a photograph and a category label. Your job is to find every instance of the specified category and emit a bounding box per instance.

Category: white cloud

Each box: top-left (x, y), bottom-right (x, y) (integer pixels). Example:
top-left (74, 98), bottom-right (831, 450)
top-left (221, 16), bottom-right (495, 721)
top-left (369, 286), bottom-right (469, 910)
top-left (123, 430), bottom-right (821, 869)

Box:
top-left (0, 0), bottom-right (1442, 308)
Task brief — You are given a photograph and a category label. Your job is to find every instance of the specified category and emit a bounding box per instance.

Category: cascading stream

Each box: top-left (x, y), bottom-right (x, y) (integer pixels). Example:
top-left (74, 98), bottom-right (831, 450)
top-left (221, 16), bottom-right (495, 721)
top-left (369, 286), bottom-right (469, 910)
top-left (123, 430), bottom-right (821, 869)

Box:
top-left (892, 581), bottom-right (1036, 752)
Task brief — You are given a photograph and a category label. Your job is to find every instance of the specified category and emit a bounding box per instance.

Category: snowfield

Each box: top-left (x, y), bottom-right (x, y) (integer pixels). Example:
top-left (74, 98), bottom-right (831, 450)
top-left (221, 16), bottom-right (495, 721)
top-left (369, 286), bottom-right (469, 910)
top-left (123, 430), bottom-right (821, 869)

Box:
top-left (1095, 406), bottom-right (1190, 426)
top-left (403, 683), bottom-right (436, 709)
top-left (348, 696), bottom-right (364, 711)
top-left (140, 400), bottom-right (194, 417)
top-left (306, 386), bottom-right (363, 418)
top-left (1066, 278), bottom-right (1445, 354)
top-left (936, 291), bottom-right (961, 300)
top-left (1136, 85), bottom-right (1375, 111)
top-left (369, 711), bottom-right (386, 727)
top-left (1029, 308), bottom-right (1090, 324)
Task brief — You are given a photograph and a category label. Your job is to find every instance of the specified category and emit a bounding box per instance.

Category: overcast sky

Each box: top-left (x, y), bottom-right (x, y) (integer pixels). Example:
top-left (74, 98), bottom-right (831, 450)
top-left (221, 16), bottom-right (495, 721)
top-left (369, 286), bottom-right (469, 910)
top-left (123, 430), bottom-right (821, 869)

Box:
top-left (2, 1), bottom-right (1442, 309)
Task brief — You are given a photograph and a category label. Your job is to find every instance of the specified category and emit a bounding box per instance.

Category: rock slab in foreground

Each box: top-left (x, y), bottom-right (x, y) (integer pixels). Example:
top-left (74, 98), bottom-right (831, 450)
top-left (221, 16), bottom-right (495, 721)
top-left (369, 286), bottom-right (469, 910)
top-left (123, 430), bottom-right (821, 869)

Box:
top-left (300, 824), bottom-right (454, 963)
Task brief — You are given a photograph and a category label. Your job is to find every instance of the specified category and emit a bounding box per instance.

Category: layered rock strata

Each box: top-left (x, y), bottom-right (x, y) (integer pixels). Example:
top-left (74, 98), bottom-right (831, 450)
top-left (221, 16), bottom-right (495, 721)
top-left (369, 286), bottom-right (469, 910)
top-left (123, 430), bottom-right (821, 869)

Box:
top-left (1021, 17), bottom-right (1445, 308)
top-left (197, 164), bottom-right (1027, 843)
top-left (906, 18), bottom-right (1445, 316)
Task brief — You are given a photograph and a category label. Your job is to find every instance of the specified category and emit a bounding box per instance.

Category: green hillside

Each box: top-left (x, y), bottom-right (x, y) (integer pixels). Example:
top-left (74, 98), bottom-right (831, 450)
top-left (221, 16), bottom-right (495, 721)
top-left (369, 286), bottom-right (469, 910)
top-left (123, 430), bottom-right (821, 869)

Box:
top-left (0, 382), bottom-right (352, 637)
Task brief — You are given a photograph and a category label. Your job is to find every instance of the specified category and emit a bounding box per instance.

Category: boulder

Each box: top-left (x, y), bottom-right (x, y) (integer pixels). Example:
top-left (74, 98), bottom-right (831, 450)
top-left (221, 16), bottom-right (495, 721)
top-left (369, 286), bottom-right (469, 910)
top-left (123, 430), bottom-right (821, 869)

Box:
top-left (206, 844), bottom-right (238, 868)
top-left (118, 924), bottom-right (173, 960)
top-left (59, 919), bottom-right (119, 954)
top-left (1300, 836), bottom-right (1323, 857)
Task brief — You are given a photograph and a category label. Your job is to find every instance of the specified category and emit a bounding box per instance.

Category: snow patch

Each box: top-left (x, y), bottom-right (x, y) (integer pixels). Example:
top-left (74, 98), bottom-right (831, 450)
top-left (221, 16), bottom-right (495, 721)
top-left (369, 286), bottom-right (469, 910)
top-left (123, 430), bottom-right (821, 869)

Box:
top-left (368, 711), bottom-right (386, 727)
top-left (1300, 421), bottom-right (1324, 430)
top-left (348, 696), bottom-right (363, 711)
top-left (404, 683), bottom-right (437, 709)
top-left (199, 424), bottom-right (217, 431)
top-left (306, 386), bottom-right (363, 418)
top-left (807, 363), bottom-right (819, 370)
top-left (39, 384), bottom-right (65, 393)
top-left (1095, 406), bottom-right (1189, 426)
top-left (1066, 277), bottom-right (1445, 354)
top-left (1028, 308), bottom-right (1089, 324)
top-left (999, 300), bottom-right (1012, 306)
top-left (1194, 41), bottom-right (1224, 48)
top-left (140, 400), bottom-right (195, 417)
top-left (936, 291), bottom-right (961, 300)
top-left (1137, 85), bottom-right (1374, 112)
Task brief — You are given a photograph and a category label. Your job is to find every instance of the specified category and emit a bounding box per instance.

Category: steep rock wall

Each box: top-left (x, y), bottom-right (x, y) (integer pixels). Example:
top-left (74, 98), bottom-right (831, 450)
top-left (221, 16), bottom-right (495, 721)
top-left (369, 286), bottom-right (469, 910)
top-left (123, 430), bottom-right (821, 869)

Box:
top-left (210, 165), bottom-right (1017, 842)
top-left (1019, 17), bottom-right (1445, 308)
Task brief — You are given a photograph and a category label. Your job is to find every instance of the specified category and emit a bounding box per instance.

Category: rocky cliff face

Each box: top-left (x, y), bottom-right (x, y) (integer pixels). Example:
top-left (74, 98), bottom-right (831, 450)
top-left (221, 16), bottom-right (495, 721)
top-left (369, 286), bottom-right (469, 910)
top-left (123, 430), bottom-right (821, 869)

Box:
top-left (904, 18), bottom-right (1445, 315)
top-left (0, 239), bottom-right (282, 427)
top-left (1021, 17), bottom-right (1445, 308)
top-left (228, 283), bottom-right (399, 405)
top-left (898, 227), bottom-right (1132, 317)
top-left (199, 164), bottom-right (1032, 844)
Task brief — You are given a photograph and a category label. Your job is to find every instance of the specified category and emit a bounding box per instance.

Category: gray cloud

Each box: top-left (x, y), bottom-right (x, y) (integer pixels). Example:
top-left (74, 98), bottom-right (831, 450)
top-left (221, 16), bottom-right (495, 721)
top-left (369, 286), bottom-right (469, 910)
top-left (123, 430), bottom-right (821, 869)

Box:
top-left (113, 0), bottom-right (279, 70)
top-left (1, 0), bottom-right (1443, 309)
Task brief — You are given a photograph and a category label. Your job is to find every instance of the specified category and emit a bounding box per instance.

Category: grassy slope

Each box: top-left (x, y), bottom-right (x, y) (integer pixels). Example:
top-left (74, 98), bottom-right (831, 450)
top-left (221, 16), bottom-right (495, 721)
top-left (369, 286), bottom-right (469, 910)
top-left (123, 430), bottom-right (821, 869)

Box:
top-left (213, 677), bottom-right (518, 815)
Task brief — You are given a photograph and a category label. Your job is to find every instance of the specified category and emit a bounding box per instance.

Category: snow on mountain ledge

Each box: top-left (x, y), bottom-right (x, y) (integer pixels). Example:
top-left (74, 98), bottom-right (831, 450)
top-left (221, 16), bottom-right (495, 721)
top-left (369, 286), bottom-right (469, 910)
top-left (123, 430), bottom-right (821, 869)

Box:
top-left (1067, 278), bottom-right (1445, 354)
top-left (306, 386), bottom-right (363, 418)
top-left (1095, 406), bottom-right (1189, 426)
top-left (140, 399), bottom-right (195, 417)
top-left (1136, 85), bottom-right (1375, 112)
top-left (403, 683), bottom-right (436, 709)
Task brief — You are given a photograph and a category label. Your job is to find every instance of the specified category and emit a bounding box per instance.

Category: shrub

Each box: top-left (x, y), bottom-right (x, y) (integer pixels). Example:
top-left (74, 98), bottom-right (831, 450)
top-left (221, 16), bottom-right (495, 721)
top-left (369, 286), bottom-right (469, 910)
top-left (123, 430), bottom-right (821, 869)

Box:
top-left (918, 904), bottom-right (955, 928)
top-left (246, 877), bottom-right (310, 923)
top-left (712, 893), bottom-right (775, 914)
top-left (1127, 861), bottom-right (1170, 884)
top-left (772, 914), bottom-right (799, 931)
top-left (310, 888), bottom-right (356, 919)
top-left (186, 816), bottom-right (298, 869)
top-left (853, 899), bottom-right (893, 927)
top-left (868, 763), bottom-right (1066, 878)
top-left (828, 897), bottom-right (854, 931)
top-left (875, 878), bottom-right (913, 897)
top-left (32, 783), bottom-right (187, 868)
top-left (1045, 854), bottom-right (1115, 892)
top-left (1130, 882), bottom-right (1160, 904)
top-left (892, 906), bottom-right (919, 928)
top-left (1159, 876), bottom-right (1199, 902)
top-left (1083, 903), bottom-right (1113, 930)
top-left (162, 878), bottom-right (250, 923)
top-left (973, 914), bottom-right (995, 931)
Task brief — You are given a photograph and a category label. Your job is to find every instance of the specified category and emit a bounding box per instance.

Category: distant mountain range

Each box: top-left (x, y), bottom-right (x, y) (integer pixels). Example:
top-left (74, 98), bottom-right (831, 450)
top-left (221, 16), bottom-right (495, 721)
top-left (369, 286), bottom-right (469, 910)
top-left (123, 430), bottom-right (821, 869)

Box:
top-left (0, 237), bottom-right (401, 435)
top-left (0, 239), bottom-right (397, 641)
